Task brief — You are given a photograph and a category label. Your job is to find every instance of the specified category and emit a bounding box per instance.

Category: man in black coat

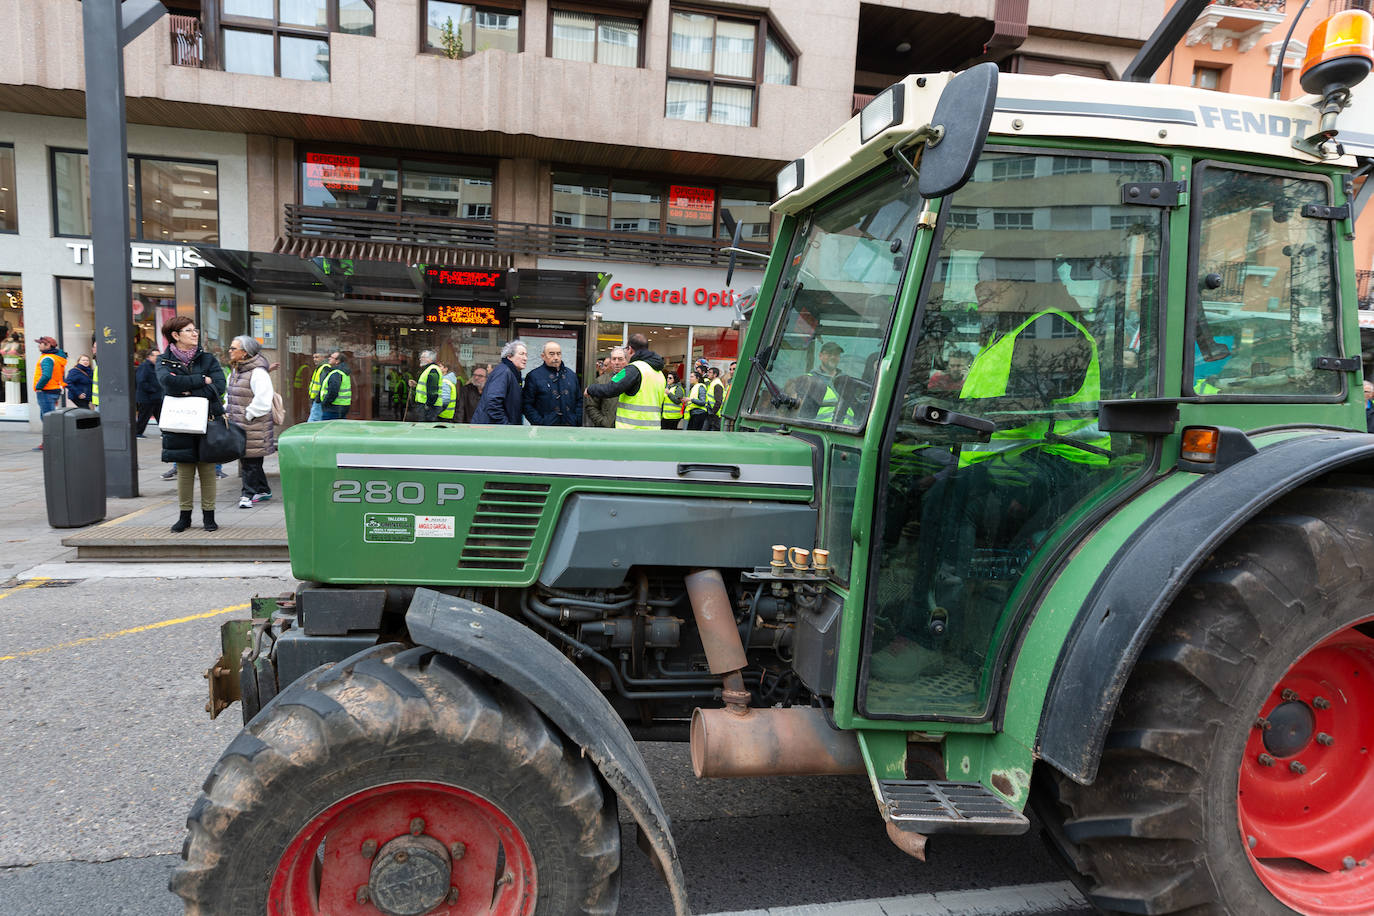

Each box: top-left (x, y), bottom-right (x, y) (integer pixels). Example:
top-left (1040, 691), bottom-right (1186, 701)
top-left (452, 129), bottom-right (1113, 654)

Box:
top-left (472, 340), bottom-right (528, 424)
top-left (522, 340), bottom-right (582, 426)
top-left (135, 348), bottom-right (162, 437)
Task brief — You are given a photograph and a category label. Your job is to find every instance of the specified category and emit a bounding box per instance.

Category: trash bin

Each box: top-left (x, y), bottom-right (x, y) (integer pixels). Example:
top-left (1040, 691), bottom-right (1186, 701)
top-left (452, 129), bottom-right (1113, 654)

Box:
top-left (43, 407), bottom-right (106, 528)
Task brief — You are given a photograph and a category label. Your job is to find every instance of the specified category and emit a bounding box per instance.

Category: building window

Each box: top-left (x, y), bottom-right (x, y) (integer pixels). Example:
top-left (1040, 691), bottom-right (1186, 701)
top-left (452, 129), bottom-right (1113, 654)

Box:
top-left (992, 210), bottom-right (1034, 231)
top-left (0, 145), bottom-right (14, 233)
top-left (301, 151), bottom-right (494, 219)
top-left (552, 170), bottom-right (772, 243)
top-left (1192, 65), bottom-right (1224, 90)
top-left (665, 8), bottom-right (795, 126)
top-left (51, 150), bottom-right (220, 243)
top-left (424, 1), bottom-right (522, 56)
top-left (990, 156), bottom-right (1036, 181)
top-left (550, 9), bottom-right (640, 66)
top-left (220, 0), bottom-right (372, 80)
top-left (1050, 156), bottom-right (1094, 176)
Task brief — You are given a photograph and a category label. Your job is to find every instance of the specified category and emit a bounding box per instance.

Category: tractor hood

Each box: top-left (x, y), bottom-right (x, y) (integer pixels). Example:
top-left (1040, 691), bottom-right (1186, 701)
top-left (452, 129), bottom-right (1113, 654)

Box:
top-left (280, 421), bottom-right (817, 586)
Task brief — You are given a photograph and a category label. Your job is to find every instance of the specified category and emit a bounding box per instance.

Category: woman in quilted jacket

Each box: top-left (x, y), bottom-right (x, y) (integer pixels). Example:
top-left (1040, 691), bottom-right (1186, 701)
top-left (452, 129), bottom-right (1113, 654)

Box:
top-left (225, 335), bottom-right (276, 509)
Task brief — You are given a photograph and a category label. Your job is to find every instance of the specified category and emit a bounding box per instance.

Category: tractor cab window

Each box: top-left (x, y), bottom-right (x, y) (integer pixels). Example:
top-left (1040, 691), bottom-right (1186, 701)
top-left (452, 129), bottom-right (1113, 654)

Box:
top-left (861, 151), bottom-right (1166, 720)
top-left (1188, 165), bottom-right (1341, 398)
top-left (744, 167), bottom-right (920, 430)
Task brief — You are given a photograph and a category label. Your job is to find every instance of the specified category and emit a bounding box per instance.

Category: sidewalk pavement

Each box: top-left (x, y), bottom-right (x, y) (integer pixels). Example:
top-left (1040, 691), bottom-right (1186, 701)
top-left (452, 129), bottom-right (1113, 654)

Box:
top-left (0, 422), bottom-right (285, 578)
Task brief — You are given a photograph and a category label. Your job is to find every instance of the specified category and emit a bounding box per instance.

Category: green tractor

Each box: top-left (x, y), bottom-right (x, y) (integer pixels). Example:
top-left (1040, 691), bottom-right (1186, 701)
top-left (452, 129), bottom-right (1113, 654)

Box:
top-left (176, 9), bottom-right (1374, 916)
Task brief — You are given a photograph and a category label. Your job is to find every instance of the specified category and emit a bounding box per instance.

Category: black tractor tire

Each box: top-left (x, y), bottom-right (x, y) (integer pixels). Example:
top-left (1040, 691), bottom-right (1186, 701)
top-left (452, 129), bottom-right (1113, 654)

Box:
top-left (1035, 480), bottom-right (1374, 915)
top-left (172, 643), bottom-right (621, 915)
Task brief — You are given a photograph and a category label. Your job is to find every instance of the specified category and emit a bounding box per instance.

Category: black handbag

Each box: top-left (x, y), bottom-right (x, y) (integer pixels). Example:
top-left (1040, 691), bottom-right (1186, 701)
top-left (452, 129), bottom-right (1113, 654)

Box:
top-left (201, 415), bottom-right (247, 463)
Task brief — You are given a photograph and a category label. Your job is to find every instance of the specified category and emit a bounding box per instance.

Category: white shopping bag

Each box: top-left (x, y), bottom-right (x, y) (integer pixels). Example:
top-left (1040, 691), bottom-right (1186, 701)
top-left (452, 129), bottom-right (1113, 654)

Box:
top-left (160, 396), bottom-right (209, 434)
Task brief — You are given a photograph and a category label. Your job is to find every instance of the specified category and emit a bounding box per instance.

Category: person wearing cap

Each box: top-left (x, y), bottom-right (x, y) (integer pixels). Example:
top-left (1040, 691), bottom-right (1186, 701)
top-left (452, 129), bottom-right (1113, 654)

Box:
top-left (801, 341), bottom-right (849, 423)
top-left (684, 367), bottom-right (711, 430)
top-left (31, 336), bottom-right (68, 422)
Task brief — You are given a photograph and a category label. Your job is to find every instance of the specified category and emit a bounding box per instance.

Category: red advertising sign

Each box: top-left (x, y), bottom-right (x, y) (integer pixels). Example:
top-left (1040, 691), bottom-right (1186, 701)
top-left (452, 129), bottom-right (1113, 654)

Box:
top-left (305, 153), bottom-right (361, 191)
top-left (667, 185), bottom-right (714, 224)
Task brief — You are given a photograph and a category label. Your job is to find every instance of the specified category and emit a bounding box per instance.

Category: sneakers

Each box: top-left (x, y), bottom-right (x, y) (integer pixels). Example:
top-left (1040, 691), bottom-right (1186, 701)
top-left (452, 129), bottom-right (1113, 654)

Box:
top-left (161, 467), bottom-right (177, 479)
top-left (215, 469), bottom-right (229, 479)
top-left (252, 491), bottom-right (272, 504)
top-left (238, 496), bottom-right (253, 509)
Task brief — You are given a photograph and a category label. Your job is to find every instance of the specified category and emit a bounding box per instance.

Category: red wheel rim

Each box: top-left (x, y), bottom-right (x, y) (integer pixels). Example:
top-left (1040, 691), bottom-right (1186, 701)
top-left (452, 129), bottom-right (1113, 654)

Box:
top-left (1238, 623), bottom-right (1374, 914)
top-left (268, 781), bottom-right (536, 916)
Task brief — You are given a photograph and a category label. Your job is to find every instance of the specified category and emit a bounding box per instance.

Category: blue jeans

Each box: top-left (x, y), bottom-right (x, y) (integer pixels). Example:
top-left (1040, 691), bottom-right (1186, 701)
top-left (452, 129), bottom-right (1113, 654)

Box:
top-left (321, 406), bottom-right (349, 420)
top-left (308, 401), bottom-right (323, 422)
top-left (36, 390), bottom-right (60, 417)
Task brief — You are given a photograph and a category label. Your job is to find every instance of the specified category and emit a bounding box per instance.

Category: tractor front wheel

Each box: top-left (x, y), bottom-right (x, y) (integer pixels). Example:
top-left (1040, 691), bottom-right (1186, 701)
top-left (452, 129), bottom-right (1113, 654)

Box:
top-left (1039, 480), bottom-right (1374, 915)
top-left (171, 645), bottom-right (620, 916)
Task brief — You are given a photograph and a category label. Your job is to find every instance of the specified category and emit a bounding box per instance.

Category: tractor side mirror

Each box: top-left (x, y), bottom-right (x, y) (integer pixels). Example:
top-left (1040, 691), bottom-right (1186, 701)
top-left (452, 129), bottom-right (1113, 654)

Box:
top-left (917, 63), bottom-right (999, 200)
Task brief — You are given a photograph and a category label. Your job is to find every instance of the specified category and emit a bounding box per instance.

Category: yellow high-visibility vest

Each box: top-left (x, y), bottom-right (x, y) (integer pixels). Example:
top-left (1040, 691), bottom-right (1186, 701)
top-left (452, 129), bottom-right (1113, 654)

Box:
top-left (615, 361), bottom-right (666, 430)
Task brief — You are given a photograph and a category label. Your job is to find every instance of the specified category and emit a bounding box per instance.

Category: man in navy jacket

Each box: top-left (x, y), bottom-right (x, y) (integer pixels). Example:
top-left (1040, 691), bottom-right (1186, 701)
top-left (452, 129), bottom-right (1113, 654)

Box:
top-left (472, 340), bottom-right (528, 425)
top-left (522, 340), bottom-right (582, 426)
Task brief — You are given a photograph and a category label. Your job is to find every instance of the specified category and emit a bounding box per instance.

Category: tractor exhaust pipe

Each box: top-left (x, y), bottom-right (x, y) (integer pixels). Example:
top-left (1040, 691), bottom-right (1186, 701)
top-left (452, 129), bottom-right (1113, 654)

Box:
top-left (684, 568), bottom-right (751, 712)
top-left (690, 706), bottom-right (866, 778)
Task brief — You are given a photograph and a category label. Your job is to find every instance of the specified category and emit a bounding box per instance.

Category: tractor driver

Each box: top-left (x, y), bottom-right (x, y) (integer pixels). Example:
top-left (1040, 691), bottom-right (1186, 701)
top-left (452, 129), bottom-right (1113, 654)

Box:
top-left (872, 279), bottom-right (1109, 681)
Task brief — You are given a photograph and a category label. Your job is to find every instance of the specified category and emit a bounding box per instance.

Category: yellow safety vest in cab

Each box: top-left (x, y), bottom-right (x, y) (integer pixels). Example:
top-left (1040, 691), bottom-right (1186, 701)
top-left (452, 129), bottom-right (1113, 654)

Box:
top-left (958, 307), bottom-right (1108, 468)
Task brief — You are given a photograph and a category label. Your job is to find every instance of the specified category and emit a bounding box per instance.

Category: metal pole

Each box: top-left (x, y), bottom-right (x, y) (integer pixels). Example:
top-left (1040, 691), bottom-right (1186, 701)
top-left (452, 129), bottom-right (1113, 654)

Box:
top-left (81, 0), bottom-right (166, 498)
top-left (82, 0), bottom-right (137, 497)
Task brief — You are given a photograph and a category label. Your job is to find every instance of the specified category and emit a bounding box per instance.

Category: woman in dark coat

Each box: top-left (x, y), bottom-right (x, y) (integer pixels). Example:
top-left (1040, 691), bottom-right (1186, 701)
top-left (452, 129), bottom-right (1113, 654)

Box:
top-left (472, 340), bottom-right (527, 425)
top-left (64, 355), bottom-right (95, 410)
top-left (135, 348), bottom-right (162, 437)
top-left (157, 316), bottom-right (226, 533)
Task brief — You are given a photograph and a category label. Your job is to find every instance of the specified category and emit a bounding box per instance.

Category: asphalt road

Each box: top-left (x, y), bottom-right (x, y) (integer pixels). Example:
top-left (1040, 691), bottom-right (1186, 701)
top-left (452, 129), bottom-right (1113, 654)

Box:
top-left (0, 569), bottom-right (1090, 915)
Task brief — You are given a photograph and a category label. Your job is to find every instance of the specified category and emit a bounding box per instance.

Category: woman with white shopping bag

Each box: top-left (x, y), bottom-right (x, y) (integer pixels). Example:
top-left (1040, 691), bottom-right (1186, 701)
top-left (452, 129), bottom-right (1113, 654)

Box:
top-left (156, 316), bottom-right (227, 533)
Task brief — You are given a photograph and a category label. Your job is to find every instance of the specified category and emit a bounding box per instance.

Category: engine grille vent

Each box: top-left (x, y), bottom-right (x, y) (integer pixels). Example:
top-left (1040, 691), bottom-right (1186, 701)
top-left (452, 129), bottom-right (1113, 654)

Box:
top-left (458, 481), bottom-right (550, 571)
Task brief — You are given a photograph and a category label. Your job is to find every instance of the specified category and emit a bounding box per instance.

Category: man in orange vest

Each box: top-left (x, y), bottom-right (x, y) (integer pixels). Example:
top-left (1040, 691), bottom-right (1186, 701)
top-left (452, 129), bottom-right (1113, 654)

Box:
top-left (32, 335), bottom-right (67, 419)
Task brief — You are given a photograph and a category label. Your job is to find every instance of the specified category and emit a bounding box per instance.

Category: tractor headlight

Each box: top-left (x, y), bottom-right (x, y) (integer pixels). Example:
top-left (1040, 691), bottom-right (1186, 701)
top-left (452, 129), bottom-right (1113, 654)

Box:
top-left (776, 159), bottom-right (804, 199)
top-left (860, 83), bottom-right (906, 142)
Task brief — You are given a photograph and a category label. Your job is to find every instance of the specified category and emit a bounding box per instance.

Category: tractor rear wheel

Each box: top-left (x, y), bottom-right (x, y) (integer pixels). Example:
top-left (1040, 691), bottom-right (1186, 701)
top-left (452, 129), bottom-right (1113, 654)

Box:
top-left (1037, 480), bottom-right (1374, 915)
top-left (171, 644), bottom-right (620, 916)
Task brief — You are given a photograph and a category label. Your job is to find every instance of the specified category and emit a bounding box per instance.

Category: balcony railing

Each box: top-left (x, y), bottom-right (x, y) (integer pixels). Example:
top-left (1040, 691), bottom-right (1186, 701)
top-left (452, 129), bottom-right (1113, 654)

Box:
top-left (1330, 0), bottom-right (1372, 15)
top-left (279, 205), bottom-right (770, 269)
top-left (1214, 0), bottom-right (1285, 10)
top-left (171, 15), bottom-right (204, 68)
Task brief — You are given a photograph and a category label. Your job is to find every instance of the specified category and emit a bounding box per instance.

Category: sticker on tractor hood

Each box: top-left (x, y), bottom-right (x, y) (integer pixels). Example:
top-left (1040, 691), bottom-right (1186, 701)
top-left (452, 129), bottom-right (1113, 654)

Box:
top-left (336, 453), bottom-right (813, 488)
top-left (363, 513), bottom-right (456, 543)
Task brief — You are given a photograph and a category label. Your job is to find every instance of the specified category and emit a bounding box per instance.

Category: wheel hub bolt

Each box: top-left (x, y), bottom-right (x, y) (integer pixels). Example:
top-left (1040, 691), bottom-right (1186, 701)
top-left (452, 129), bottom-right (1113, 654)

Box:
top-left (1247, 835), bottom-right (1258, 849)
top-left (1258, 753), bottom-right (1275, 767)
top-left (1290, 760), bottom-right (1308, 775)
top-left (447, 888), bottom-right (460, 904)
top-left (394, 851), bottom-right (408, 863)
top-left (409, 817), bottom-right (425, 836)
top-left (1318, 732), bottom-right (1335, 746)
top-left (360, 839), bottom-right (377, 859)
top-left (1314, 696), bottom-right (1332, 710)
top-left (1345, 856), bottom-right (1358, 870)
top-left (356, 886), bottom-right (370, 904)
top-left (450, 841), bottom-right (466, 860)
top-left (1254, 717), bottom-right (1271, 730)
top-left (1281, 688), bottom-right (1300, 701)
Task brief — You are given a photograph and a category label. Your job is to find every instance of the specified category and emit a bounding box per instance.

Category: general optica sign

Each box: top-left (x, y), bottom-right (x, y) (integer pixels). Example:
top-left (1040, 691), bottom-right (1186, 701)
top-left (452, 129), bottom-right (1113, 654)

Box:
top-left (607, 282), bottom-right (738, 310)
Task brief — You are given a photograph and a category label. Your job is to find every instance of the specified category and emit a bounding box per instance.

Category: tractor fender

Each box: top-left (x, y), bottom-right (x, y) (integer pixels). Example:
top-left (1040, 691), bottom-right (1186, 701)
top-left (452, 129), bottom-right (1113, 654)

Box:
top-left (1038, 431), bottom-right (1374, 785)
top-left (406, 587), bottom-right (692, 916)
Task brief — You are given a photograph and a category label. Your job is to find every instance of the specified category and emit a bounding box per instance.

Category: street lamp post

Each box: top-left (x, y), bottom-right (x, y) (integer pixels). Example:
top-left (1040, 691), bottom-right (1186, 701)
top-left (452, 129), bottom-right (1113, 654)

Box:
top-left (80, 0), bottom-right (167, 498)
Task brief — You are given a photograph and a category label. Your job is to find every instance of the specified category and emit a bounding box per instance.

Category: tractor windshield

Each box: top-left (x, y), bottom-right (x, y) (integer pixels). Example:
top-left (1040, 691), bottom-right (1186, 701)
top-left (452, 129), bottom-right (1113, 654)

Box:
top-left (743, 167), bottom-right (922, 429)
top-left (861, 150), bottom-right (1168, 720)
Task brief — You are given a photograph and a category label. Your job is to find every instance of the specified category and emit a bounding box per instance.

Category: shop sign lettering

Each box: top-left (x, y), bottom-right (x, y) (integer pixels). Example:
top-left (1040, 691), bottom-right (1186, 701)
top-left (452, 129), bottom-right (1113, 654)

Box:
top-left (66, 241), bottom-right (208, 270)
top-left (607, 282), bottom-right (737, 310)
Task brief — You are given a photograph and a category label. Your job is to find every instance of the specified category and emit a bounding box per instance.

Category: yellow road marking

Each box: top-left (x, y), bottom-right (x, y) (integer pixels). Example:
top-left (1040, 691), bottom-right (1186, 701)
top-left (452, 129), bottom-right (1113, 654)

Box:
top-left (0, 577), bottom-right (50, 601)
top-left (0, 602), bottom-right (249, 662)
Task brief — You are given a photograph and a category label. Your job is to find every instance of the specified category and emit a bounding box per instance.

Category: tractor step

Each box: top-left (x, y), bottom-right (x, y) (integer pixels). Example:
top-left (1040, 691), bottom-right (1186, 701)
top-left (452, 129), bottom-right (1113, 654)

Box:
top-left (879, 780), bottom-right (1030, 835)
